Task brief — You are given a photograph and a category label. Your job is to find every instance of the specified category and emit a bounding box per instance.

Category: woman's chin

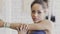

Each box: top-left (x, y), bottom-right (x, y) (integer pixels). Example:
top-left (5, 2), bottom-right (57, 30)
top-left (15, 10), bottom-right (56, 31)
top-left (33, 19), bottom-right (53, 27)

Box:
top-left (33, 20), bottom-right (42, 23)
top-left (34, 21), bottom-right (39, 23)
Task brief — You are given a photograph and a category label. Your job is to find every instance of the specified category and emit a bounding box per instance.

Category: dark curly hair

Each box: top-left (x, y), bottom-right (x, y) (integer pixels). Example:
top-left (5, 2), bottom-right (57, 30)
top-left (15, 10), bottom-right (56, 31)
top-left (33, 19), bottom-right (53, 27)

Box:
top-left (31, 0), bottom-right (48, 9)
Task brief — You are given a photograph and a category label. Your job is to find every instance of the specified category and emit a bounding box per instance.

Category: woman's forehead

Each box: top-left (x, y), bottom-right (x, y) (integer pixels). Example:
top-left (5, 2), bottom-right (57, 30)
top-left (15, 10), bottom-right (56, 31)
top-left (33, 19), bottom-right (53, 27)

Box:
top-left (31, 3), bottom-right (43, 10)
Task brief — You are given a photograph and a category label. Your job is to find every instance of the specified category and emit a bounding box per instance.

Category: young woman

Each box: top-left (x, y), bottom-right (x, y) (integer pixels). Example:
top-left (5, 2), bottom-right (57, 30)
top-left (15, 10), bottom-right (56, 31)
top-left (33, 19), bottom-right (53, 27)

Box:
top-left (15, 0), bottom-right (54, 34)
top-left (27, 0), bottom-right (54, 34)
top-left (0, 0), bottom-right (54, 34)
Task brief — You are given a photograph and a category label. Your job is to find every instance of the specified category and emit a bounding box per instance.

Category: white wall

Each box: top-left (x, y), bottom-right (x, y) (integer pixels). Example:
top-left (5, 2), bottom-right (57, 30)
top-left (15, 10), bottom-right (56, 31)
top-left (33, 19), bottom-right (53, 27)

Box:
top-left (0, 0), bottom-right (23, 34)
top-left (0, 0), bottom-right (33, 34)
top-left (53, 0), bottom-right (60, 34)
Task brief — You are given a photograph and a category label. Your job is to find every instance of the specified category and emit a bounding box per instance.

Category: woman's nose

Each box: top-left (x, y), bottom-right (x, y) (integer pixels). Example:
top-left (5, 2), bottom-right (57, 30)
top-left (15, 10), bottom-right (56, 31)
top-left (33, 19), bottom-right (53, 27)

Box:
top-left (33, 13), bottom-right (38, 18)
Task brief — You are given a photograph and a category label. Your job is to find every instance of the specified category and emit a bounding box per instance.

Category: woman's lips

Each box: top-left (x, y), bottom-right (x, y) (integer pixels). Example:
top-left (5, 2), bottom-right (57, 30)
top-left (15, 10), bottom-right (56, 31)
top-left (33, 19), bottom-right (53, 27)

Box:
top-left (33, 18), bottom-right (39, 21)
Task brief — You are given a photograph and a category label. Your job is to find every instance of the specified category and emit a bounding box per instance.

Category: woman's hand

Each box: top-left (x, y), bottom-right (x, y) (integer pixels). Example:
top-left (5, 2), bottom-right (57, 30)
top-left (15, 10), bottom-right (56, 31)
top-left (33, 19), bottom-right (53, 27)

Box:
top-left (0, 19), bottom-right (4, 27)
top-left (10, 23), bottom-right (28, 31)
top-left (16, 24), bottom-right (28, 34)
top-left (20, 24), bottom-right (28, 32)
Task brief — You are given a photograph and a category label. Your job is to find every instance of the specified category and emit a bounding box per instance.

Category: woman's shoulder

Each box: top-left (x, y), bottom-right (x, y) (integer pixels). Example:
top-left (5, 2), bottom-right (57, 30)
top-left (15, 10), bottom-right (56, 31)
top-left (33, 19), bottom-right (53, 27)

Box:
top-left (40, 19), bottom-right (54, 26)
top-left (42, 20), bottom-right (54, 24)
top-left (43, 20), bottom-right (54, 27)
top-left (43, 20), bottom-right (54, 31)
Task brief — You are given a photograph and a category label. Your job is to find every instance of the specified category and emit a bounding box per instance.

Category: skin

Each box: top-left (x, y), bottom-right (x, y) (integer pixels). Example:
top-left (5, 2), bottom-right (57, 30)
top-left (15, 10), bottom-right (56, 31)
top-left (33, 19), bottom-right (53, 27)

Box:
top-left (10, 24), bottom-right (28, 34)
top-left (0, 20), bottom-right (4, 27)
top-left (31, 3), bottom-right (46, 23)
top-left (0, 20), bottom-right (53, 34)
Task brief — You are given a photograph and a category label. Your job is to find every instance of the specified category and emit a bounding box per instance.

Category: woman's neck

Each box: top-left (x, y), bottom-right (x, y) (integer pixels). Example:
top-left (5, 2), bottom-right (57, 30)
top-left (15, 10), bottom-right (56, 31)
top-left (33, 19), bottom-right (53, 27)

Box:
top-left (34, 19), bottom-right (46, 23)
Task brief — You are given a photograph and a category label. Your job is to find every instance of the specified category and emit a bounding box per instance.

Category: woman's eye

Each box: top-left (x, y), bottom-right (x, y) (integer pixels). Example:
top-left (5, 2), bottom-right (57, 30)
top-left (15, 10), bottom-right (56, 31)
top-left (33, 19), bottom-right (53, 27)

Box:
top-left (38, 11), bottom-right (41, 14)
top-left (32, 10), bottom-right (35, 14)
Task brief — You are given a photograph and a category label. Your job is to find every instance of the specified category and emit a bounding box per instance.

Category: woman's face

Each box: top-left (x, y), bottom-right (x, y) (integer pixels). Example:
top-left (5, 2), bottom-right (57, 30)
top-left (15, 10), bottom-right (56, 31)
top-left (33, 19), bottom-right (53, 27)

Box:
top-left (31, 3), bottom-right (47, 23)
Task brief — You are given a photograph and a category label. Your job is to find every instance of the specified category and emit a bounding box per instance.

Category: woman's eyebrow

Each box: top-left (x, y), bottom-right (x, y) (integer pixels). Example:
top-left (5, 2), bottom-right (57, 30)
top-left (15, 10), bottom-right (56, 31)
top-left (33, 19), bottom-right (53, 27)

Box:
top-left (37, 10), bottom-right (41, 12)
top-left (32, 10), bottom-right (35, 12)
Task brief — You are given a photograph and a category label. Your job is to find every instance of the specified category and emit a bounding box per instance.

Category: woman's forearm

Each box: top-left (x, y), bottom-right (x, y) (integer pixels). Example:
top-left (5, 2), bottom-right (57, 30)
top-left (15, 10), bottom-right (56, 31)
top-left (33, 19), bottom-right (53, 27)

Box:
top-left (27, 23), bottom-right (53, 34)
top-left (28, 24), bottom-right (47, 30)
top-left (27, 22), bottom-right (52, 30)
top-left (9, 21), bottom-right (52, 31)
top-left (10, 23), bottom-right (21, 30)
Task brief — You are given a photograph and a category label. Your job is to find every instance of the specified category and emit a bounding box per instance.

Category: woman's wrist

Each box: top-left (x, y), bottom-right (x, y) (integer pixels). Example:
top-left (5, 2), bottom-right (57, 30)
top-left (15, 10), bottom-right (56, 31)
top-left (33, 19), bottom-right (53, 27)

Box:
top-left (4, 22), bottom-right (11, 28)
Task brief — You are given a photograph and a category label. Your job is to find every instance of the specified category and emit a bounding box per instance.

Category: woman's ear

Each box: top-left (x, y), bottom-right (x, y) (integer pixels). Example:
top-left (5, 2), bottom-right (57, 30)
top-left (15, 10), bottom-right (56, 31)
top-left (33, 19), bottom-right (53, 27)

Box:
top-left (44, 8), bottom-right (48, 14)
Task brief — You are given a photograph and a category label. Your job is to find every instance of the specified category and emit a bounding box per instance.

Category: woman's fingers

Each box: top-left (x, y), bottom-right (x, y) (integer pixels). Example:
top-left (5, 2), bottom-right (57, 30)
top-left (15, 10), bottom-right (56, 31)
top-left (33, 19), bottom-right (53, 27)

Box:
top-left (16, 27), bottom-right (20, 31)
top-left (24, 24), bottom-right (28, 30)
top-left (20, 24), bottom-right (28, 31)
top-left (16, 24), bottom-right (28, 34)
top-left (20, 24), bottom-right (23, 31)
top-left (16, 24), bottom-right (28, 31)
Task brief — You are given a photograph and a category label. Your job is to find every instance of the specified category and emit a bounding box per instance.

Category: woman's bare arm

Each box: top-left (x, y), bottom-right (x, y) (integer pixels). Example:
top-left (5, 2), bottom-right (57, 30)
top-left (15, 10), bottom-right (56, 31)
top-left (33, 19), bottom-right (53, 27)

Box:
top-left (28, 22), bottom-right (53, 30)
top-left (10, 23), bottom-right (22, 30)
top-left (27, 20), bottom-right (54, 34)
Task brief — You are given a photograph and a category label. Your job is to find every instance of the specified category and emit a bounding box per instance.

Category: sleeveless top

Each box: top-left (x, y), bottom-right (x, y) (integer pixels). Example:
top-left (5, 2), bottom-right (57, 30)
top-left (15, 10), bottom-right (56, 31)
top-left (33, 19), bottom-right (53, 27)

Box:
top-left (27, 30), bottom-right (46, 34)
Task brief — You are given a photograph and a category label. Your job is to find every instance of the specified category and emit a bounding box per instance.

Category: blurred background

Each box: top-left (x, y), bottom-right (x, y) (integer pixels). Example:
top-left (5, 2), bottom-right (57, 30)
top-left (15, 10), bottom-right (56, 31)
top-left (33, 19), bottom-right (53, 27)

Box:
top-left (0, 0), bottom-right (59, 34)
